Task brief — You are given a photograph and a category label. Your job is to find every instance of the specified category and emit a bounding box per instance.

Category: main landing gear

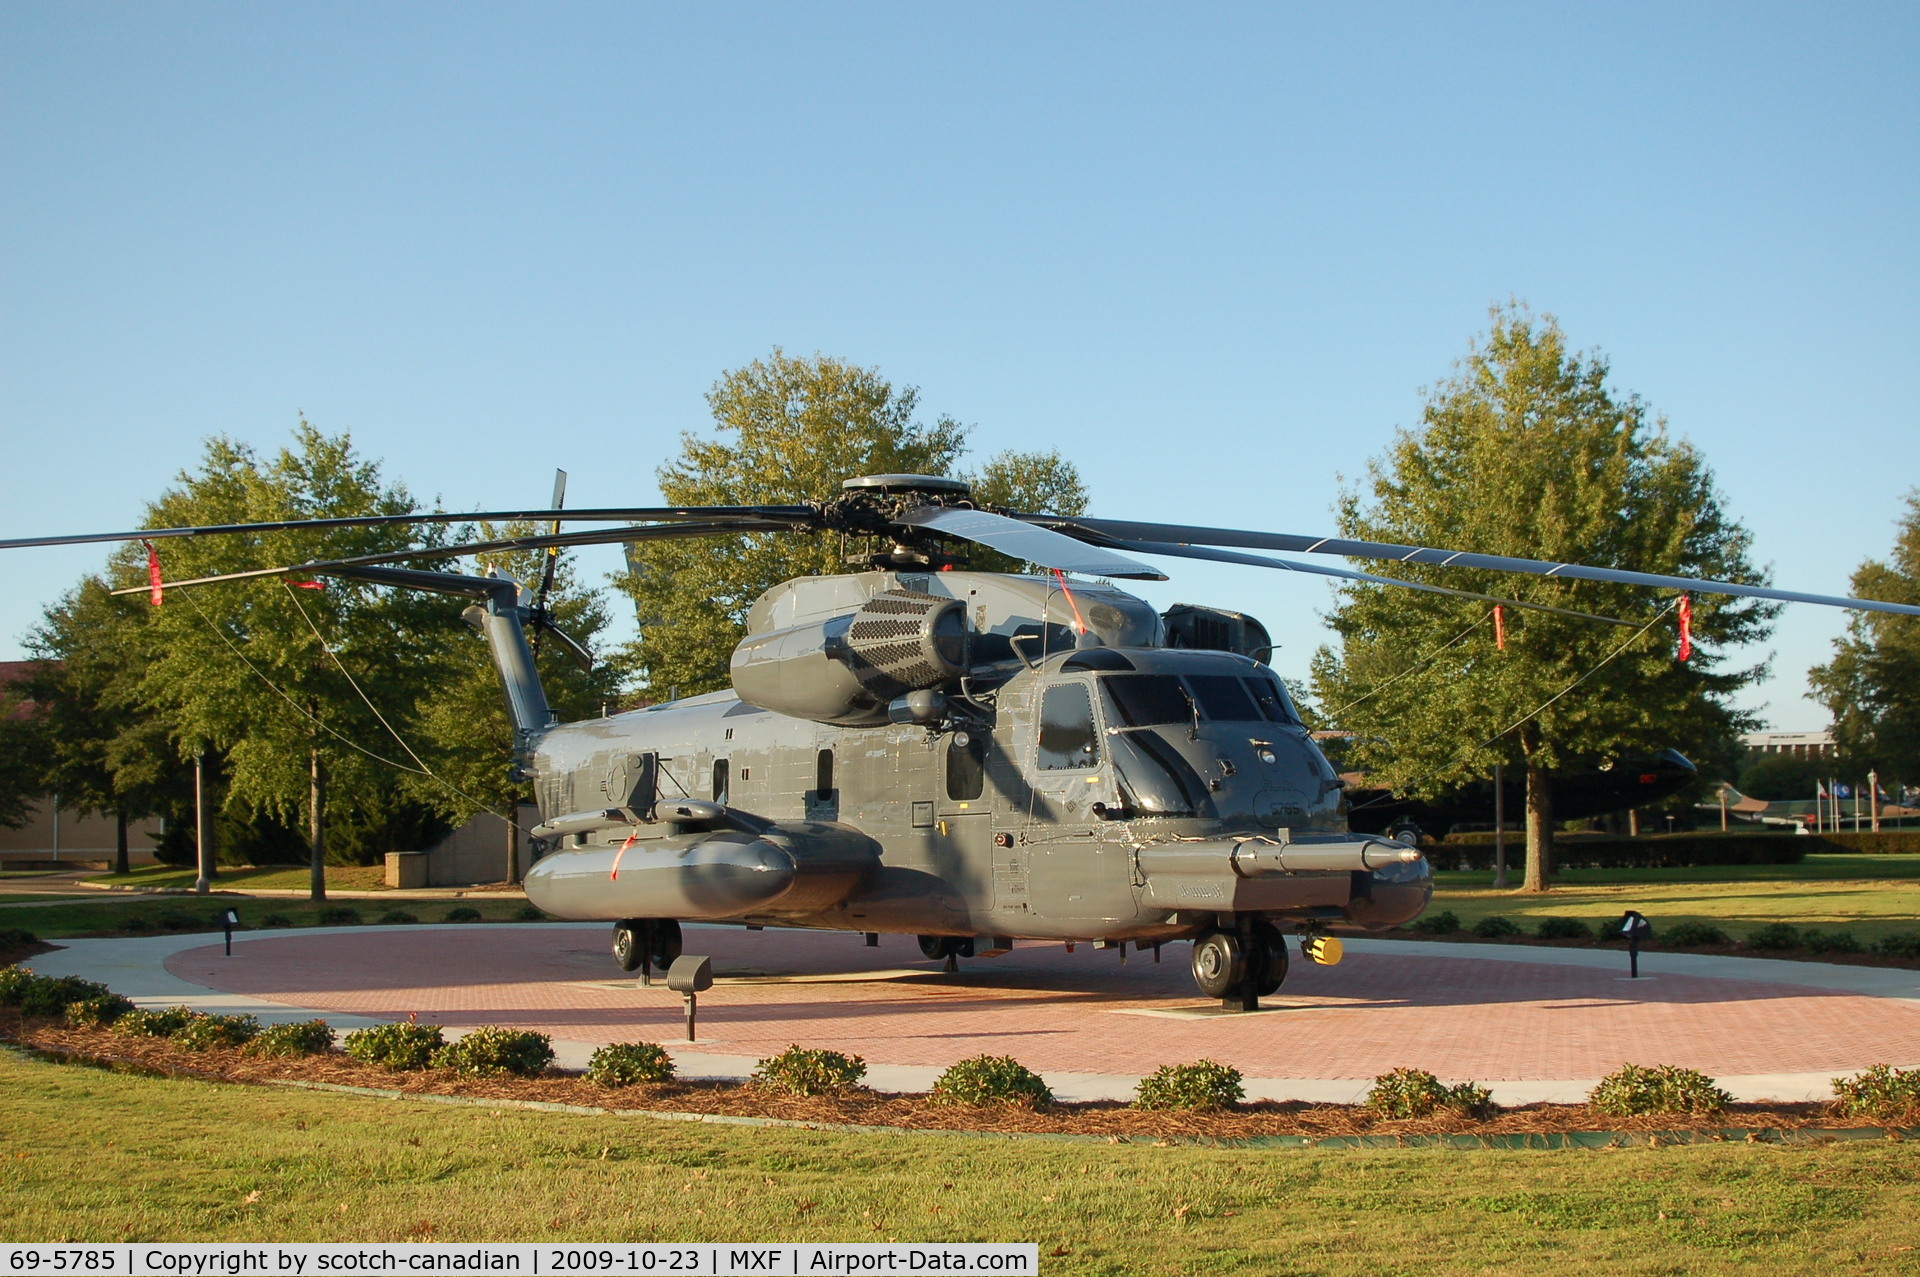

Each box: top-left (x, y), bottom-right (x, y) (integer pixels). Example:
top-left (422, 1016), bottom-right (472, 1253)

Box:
top-left (918, 934), bottom-right (975, 973)
top-left (1190, 919), bottom-right (1288, 1011)
top-left (612, 918), bottom-right (683, 981)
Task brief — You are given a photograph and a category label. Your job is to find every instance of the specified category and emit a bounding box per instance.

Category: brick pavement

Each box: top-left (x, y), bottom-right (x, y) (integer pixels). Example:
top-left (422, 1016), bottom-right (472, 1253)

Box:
top-left (163, 926), bottom-right (1920, 1083)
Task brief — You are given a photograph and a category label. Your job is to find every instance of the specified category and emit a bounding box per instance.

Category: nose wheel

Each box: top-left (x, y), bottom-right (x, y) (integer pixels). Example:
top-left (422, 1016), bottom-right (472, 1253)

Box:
top-left (612, 919), bottom-right (683, 973)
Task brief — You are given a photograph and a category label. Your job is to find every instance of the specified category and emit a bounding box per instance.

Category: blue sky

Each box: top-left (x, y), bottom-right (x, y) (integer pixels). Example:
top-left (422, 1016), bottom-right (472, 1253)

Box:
top-left (3, 2), bottom-right (1915, 732)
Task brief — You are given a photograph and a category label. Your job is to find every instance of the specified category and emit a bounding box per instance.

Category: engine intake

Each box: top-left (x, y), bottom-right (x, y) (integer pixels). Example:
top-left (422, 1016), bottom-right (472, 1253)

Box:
top-left (732, 589), bottom-right (967, 725)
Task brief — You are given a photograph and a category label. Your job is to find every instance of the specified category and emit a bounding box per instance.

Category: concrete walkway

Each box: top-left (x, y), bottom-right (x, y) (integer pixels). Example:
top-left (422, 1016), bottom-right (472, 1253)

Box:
top-left (23, 926), bottom-right (1920, 1106)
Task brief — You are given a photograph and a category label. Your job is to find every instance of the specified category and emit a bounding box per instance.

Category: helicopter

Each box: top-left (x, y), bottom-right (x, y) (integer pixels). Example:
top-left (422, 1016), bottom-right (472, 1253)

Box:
top-left (9, 471), bottom-right (1919, 1009)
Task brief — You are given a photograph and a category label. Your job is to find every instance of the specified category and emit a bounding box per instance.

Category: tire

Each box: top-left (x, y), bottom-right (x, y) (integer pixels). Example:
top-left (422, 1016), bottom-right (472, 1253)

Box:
top-left (1189, 931), bottom-right (1245, 999)
top-left (918, 934), bottom-right (962, 961)
top-left (1251, 922), bottom-right (1288, 997)
top-left (611, 920), bottom-right (643, 972)
top-left (649, 919), bottom-right (683, 969)
top-left (1390, 824), bottom-right (1423, 848)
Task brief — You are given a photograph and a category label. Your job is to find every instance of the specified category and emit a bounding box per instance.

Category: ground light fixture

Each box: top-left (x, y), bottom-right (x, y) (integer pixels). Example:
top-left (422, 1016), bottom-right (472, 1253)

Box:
top-left (1617, 910), bottom-right (1654, 978)
top-left (666, 955), bottom-right (714, 1041)
top-left (217, 908), bottom-right (241, 956)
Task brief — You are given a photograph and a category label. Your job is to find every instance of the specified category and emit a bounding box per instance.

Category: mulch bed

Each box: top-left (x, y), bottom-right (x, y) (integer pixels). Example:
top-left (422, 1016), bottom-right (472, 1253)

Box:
top-left (7, 1012), bottom-right (1910, 1141)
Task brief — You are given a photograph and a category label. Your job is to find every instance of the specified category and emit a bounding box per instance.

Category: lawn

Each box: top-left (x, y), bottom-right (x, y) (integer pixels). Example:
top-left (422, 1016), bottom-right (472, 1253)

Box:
top-left (0, 894), bottom-right (545, 940)
top-left (89, 864), bottom-right (393, 892)
top-left (3, 1052), bottom-right (1919, 1273)
top-left (1423, 854), bottom-right (1920, 947)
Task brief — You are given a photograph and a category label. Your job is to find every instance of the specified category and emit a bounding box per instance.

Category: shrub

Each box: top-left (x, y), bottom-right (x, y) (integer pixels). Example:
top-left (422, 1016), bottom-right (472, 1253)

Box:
top-left (1407, 910), bottom-right (1460, 936)
top-left (1588, 1064), bottom-right (1731, 1116)
top-left (249, 1019), bottom-right (336, 1057)
top-left (1745, 923), bottom-right (1802, 951)
top-left (260, 913), bottom-right (295, 929)
top-left (155, 909), bottom-right (204, 932)
top-left (516, 905), bottom-right (545, 921)
top-left (316, 907), bottom-right (362, 927)
top-left (376, 909), bottom-right (419, 925)
top-left (114, 1006), bottom-right (198, 1038)
top-left (18, 975), bottom-right (111, 1018)
top-left (1132, 1060), bottom-right (1245, 1111)
top-left (174, 1013), bottom-right (261, 1051)
top-left (1471, 915), bottom-right (1521, 939)
top-left (1660, 921), bottom-right (1731, 948)
top-left (443, 907), bottom-right (482, 924)
top-left (431, 1026), bottom-right (555, 1078)
top-left (122, 917), bottom-right (150, 932)
top-left (1365, 1067), bottom-right (1497, 1120)
top-left (1801, 930), bottom-right (1862, 955)
top-left (751, 1045), bottom-right (868, 1096)
top-left (587, 1041), bottom-right (677, 1087)
top-left (65, 993), bottom-right (136, 1028)
top-left (1832, 1065), bottom-right (1920, 1123)
top-left (929, 1054), bottom-right (1052, 1108)
top-left (0, 965), bottom-right (37, 1004)
top-left (343, 1020), bottom-right (445, 1070)
top-left (0, 927), bottom-right (38, 950)
top-left (1535, 917), bottom-right (1593, 941)
top-left (1876, 933), bottom-right (1920, 960)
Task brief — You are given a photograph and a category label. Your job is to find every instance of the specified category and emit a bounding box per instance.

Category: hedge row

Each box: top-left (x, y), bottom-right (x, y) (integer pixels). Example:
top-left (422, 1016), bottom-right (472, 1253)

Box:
top-left (1434, 834), bottom-right (1805, 869)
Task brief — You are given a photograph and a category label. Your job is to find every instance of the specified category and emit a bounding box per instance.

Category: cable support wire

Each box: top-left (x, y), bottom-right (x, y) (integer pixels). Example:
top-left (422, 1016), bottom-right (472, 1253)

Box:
top-left (1345, 596), bottom-right (1681, 814)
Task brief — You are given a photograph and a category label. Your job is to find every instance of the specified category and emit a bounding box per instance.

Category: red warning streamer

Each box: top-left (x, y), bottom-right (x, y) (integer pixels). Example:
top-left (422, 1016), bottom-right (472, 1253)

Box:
top-left (1492, 604), bottom-right (1505, 651)
top-left (143, 541), bottom-right (163, 607)
top-left (1051, 568), bottom-right (1087, 635)
top-left (1677, 594), bottom-right (1693, 662)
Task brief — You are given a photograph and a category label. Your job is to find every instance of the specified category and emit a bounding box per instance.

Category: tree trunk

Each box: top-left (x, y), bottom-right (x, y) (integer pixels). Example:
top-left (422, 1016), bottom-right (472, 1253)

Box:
top-left (1520, 722), bottom-right (1553, 893)
top-left (506, 802), bottom-right (520, 886)
top-left (1628, 808), bottom-right (1640, 838)
top-left (114, 809), bottom-right (129, 877)
top-left (309, 747), bottom-right (327, 902)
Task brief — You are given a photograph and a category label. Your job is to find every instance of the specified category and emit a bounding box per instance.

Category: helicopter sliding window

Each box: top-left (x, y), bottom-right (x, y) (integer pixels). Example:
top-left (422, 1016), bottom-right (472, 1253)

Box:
top-left (1102, 674), bottom-right (1191, 727)
top-left (712, 759), bottom-right (729, 805)
top-left (1244, 675), bottom-right (1302, 727)
top-left (1036, 683), bottom-right (1101, 770)
top-left (815, 748), bottom-right (835, 801)
top-left (1186, 674), bottom-right (1261, 722)
top-left (946, 732), bottom-right (986, 801)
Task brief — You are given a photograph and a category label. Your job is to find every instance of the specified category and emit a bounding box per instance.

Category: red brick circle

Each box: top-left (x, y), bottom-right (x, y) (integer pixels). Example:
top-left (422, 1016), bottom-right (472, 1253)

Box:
top-left (166, 927), bottom-right (1920, 1081)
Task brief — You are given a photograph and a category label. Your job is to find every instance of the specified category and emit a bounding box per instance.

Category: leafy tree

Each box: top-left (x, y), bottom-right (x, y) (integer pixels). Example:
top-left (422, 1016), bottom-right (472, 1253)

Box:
top-left (1809, 491), bottom-right (1920, 791)
top-left (0, 676), bottom-right (46, 831)
top-left (616, 348), bottom-right (1089, 698)
top-left (24, 581), bottom-right (189, 873)
top-left (118, 422), bottom-right (453, 898)
top-left (1309, 305), bottom-right (1772, 890)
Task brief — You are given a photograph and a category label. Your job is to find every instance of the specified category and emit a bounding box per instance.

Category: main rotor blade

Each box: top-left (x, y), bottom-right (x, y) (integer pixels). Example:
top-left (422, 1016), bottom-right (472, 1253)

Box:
top-left (1042, 516), bottom-right (1920, 617)
top-left (107, 520), bottom-right (774, 596)
top-left (895, 507), bottom-right (1166, 580)
top-left (1106, 539), bottom-right (1644, 627)
top-left (2, 505), bottom-right (819, 552)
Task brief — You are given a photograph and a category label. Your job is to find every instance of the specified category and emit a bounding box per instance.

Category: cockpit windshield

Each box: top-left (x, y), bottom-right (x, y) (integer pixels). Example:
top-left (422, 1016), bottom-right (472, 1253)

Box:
top-left (1101, 671), bottom-right (1300, 729)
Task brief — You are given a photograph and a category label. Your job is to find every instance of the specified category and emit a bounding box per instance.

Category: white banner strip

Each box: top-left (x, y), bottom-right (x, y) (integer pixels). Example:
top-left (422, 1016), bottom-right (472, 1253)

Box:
top-left (3, 1245), bottom-right (1040, 1277)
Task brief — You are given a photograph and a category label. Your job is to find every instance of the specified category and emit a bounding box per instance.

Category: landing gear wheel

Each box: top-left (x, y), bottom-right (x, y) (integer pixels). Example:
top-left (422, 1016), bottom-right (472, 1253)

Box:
top-left (649, 919), bottom-right (683, 969)
top-left (1189, 931), bottom-right (1245, 999)
top-left (1390, 823), bottom-right (1423, 848)
top-left (611, 920), bottom-right (643, 972)
top-left (1250, 922), bottom-right (1288, 997)
top-left (917, 935), bottom-right (973, 961)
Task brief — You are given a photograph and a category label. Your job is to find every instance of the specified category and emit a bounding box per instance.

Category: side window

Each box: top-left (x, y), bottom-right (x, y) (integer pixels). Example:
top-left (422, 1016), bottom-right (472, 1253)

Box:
top-left (815, 748), bottom-right (835, 800)
top-left (1037, 682), bottom-right (1101, 770)
top-left (712, 759), bottom-right (730, 805)
top-left (946, 732), bottom-right (986, 801)
top-left (1244, 676), bottom-right (1301, 727)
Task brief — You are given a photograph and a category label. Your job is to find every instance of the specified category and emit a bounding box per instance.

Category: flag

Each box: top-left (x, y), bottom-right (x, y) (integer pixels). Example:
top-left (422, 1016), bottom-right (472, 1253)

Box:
top-left (1817, 782), bottom-right (1828, 798)
top-left (143, 540), bottom-right (163, 607)
top-left (1834, 784), bottom-right (1853, 800)
top-left (1676, 594), bottom-right (1692, 662)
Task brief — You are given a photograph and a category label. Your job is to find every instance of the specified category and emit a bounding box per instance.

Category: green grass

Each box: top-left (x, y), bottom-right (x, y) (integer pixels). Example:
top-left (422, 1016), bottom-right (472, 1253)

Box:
top-left (88, 864), bottom-right (392, 892)
top-left (2, 1052), bottom-right (1917, 1272)
top-left (0, 895), bottom-right (541, 940)
top-left (1428, 856), bottom-right (1920, 947)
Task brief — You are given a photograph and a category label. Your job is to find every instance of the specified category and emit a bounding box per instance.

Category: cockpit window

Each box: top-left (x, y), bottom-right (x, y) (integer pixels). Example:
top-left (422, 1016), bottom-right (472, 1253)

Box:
top-left (1037, 682), bottom-right (1101, 770)
top-left (1103, 674), bottom-right (1191, 727)
top-left (1186, 674), bottom-right (1262, 723)
top-left (1244, 675), bottom-right (1302, 726)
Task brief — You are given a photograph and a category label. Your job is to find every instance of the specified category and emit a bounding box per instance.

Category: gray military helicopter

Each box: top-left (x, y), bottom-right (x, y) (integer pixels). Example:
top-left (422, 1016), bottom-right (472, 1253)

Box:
top-left (11, 473), bottom-right (1919, 1008)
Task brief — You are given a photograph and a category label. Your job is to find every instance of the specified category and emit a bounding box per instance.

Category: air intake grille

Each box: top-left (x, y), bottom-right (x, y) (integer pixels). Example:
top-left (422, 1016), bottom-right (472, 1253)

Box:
top-left (841, 590), bottom-right (967, 699)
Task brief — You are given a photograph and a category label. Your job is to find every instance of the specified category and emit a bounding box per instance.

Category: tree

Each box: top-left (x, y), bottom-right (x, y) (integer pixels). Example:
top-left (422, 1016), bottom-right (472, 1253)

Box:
top-left (121, 422), bottom-right (453, 899)
top-left (0, 676), bottom-right (45, 831)
top-left (616, 349), bottom-right (1090, 699)
top-left (1309, 305), bottom-right (1773, 890)
top-left (1809, 491), bottom-right (1920, 791)
top-left (24, 581), bottom-right (189, 874)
